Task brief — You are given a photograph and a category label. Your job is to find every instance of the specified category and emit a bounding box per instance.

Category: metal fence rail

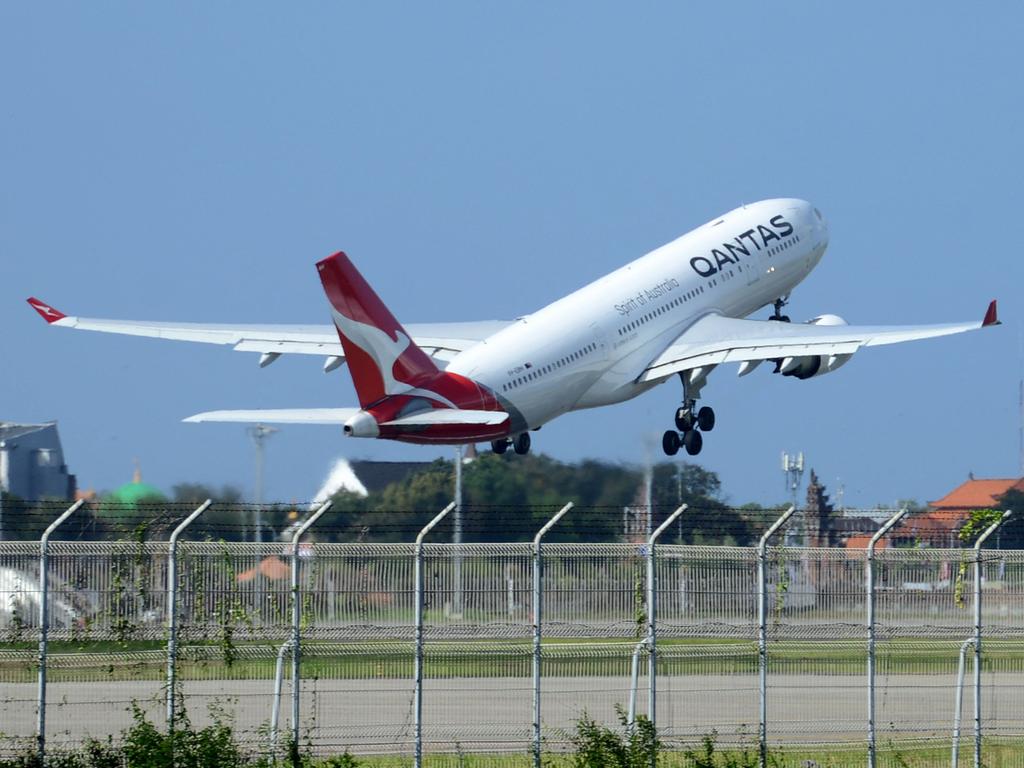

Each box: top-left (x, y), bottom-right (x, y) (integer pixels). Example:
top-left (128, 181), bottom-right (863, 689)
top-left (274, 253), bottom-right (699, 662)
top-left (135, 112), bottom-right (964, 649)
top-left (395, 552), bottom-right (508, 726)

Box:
top-left (1, 503), bottom-right (1021, 768)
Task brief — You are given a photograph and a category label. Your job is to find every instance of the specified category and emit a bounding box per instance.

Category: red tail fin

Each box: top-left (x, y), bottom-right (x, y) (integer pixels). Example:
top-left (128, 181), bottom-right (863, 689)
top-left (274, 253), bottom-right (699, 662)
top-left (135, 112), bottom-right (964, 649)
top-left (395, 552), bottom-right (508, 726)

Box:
top-left (316, 252), bottom-right (440, 408)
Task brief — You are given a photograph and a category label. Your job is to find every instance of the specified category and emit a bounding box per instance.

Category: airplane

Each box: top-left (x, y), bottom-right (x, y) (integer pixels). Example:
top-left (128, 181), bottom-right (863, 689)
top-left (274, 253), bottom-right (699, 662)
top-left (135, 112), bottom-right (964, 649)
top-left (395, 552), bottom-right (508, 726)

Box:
top-left (27, 198), bottom-right (999, 457)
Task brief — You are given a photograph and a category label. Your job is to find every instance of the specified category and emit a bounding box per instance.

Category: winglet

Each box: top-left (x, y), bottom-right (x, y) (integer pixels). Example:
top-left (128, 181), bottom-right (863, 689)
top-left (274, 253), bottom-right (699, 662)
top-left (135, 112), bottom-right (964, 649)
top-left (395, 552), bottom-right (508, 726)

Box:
top-left (982, 300), bottom-right (999, 327)
top-left (27, 297), bottom-right (67, 324)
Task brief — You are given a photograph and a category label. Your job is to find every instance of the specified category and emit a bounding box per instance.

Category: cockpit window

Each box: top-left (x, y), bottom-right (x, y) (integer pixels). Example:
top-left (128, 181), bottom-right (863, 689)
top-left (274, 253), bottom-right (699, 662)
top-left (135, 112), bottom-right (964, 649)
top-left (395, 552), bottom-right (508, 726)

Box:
top-left (814, 208), bottom-right (823, 221)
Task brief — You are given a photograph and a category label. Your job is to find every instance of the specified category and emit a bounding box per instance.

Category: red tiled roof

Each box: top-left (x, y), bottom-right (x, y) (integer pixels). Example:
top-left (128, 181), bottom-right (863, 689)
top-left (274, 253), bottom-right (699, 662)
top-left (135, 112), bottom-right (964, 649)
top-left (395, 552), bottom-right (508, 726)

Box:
top-left (929, 478), bottom-right (1024, 510)
top-left (903, 512), bottom-right (966, 534)
top-left (844, 534), bottom-right (885, 550)
top-left (237, 556), bottom-right (291, 582)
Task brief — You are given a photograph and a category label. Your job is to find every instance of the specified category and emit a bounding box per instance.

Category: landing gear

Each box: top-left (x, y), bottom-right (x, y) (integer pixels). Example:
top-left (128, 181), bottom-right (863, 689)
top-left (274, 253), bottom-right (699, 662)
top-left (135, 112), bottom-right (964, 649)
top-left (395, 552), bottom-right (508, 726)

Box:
top-left (683, 429), bottom-right (703, 456)
top-left (493, 433), bottom-right (532, 456)
top-left (769, 297), bottom-right (790, 323)
top-left (674, 408), bottom-right (694, 432)
top-left (664, 403), bottom-right (715, 456)
top-left (663, 369), bottom-right (717, 456)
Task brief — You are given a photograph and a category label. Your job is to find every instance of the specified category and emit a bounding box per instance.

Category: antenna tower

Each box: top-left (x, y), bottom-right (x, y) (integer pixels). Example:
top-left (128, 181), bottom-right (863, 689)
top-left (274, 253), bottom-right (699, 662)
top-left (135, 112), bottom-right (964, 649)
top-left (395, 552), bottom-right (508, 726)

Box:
top-left (782, 451), bottom-right (805, 509)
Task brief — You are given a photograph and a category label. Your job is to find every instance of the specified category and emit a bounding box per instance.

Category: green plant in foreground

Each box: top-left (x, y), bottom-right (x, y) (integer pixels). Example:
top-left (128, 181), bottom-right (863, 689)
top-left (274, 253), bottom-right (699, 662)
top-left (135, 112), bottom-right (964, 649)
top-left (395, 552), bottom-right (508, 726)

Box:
top-left (954, 507), bottom-right (1006, 606)
top-left (120, 703), bottom-right (247, 768)
top-left (684, 730), bottom-right (760, 768)
top-left (319, 752), bottom-right (361, 768)
top-left (570, 706), bottom-right (660, 768)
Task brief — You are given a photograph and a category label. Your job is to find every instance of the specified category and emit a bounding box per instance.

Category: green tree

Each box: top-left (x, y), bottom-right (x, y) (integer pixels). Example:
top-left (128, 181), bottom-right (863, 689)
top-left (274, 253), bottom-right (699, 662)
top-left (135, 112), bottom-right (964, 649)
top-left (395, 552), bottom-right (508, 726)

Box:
top-left (651, 462), bottom-right (752, 545)
top-left (996, 488), bottom-right (1024, 549)
top-left (324, 453), bottom-right (744, 543)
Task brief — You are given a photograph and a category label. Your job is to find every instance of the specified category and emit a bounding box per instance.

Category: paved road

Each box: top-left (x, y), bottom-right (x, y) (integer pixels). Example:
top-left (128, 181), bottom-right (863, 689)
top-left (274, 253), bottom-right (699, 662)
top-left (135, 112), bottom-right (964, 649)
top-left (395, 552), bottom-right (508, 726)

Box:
top-left (3, 674), bottom-right (1022, 752)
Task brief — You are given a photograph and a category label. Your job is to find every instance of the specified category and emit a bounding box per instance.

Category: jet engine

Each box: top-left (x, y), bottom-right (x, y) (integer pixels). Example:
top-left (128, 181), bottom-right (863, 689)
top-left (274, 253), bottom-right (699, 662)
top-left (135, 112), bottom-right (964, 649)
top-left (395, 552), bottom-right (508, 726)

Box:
top-left (777, 314), bottom-right (853, 379)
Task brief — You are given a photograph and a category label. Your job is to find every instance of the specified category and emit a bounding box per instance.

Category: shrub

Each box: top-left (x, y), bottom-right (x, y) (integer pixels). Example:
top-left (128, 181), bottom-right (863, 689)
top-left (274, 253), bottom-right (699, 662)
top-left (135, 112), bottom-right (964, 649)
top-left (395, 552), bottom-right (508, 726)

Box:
top-left (570, 705), bottom-right (660, 768)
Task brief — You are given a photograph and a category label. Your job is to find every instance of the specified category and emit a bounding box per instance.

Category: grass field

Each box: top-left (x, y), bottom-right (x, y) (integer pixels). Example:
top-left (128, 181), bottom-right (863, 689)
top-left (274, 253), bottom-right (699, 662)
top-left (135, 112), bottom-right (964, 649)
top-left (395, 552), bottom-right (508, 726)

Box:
top-left (2, 637), bottom-right (1022, 683)
top-left (340, 743), bottom-right (1024, 768)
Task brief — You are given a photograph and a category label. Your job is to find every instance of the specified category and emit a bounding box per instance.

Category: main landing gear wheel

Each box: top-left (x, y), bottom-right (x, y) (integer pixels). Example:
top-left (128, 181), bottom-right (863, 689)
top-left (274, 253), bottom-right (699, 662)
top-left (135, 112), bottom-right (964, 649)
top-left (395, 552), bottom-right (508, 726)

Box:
top-left (665, 404), bottom-right (714, 456)
top-left (491, 439), bottom-right (508, 455)
top-left (683, 429), bottom-right (703, 456)
top-left (697, 406), bottom-right (715, 432)
top-left (674, 408), bottom-right (695, 432)
top-left (513, 432), bottom-right (531, 455)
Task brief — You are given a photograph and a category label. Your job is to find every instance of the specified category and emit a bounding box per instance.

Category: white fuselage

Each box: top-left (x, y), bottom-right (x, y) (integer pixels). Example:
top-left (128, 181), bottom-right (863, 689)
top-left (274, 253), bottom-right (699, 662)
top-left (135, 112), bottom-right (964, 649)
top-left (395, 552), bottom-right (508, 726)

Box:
top-left (446, 198), bottom-right (830, 430)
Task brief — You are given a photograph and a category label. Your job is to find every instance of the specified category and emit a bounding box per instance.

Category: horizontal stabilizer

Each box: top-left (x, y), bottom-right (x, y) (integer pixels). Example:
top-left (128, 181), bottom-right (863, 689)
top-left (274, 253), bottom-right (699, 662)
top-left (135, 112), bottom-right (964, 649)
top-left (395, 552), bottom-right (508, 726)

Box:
top-left (381, 409), bottom-right (509, 427)
top-left (183, 408), bottom-right (359, 424)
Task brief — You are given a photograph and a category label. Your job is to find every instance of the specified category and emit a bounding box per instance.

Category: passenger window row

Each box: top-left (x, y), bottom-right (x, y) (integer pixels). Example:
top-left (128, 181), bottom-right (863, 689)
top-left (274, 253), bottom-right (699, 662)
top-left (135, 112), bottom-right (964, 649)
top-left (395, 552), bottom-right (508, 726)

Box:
top-left (502, 341), bottom-right (599, 391)
top-left (617, 287), bottom-right (704, 337)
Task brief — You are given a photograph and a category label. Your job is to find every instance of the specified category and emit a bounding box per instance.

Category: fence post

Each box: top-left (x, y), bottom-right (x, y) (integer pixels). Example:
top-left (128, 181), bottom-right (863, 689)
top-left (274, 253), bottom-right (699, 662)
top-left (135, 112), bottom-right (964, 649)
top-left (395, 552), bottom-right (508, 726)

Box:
top-left (414, 502), bottom-right (456, 768)
top-left (270, 637), bottom-right (294, 753)
top-left (166, 499), bottom-right (212, 732)
top-left (973, 509), bottom-right (1011, 768)
top-left (627, 637), bottom-right (649, 727)
top-left (952, 636), bottom-right (976, 767)
top-left (290, 501), bottom-right (333, 749)
top-left (532, 502), bottom-right (573, 768)
top-left (757, 505), bottom-right (796, 768)
top-left (647, 504), bottom-right (687, 729)
top-left (36, 499), bottom-right (85, 763)
top-left (866, 507), bottom-right (906, 768)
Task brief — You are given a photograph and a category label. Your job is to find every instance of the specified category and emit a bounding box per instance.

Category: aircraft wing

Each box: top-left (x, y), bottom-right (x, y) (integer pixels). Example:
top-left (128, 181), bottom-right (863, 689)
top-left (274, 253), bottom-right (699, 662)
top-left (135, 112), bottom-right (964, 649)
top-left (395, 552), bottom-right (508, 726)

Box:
top-left (26, 297), bottom-right (510, 366)
top-left (639, 301), bottom-right (999, 383)
top-left (183, 408), bottom-right (360, 424)
top-left (183, 407), bottom-right (508, 427)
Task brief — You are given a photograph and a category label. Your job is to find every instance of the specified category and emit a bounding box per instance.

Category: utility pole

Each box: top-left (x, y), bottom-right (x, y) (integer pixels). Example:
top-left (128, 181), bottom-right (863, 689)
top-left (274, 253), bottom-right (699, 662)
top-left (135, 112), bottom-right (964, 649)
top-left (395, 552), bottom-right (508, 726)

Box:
top-left (677, 463), bottom-right (684, 543)
top-left (248, 424), bottom-right (278, 543)
top-left (453, 444), bottom-right (464, 617)
top-left (0, 439), bottom-right (6, 542)
top-left (644, 461), bottom-right (654, 539)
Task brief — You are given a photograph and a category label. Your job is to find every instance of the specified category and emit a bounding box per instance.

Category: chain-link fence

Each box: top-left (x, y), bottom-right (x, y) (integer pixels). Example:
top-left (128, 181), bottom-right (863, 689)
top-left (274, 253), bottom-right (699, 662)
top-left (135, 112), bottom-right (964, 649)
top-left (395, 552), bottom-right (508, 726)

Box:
top-left (1, 501), bottom-right (1021, 767)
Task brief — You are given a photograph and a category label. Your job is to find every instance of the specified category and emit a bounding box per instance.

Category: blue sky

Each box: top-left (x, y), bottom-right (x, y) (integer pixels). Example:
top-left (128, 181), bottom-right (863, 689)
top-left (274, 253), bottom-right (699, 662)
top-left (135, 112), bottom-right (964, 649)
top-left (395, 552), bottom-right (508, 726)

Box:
top-left (3, 4), bottom-right (1021, 509)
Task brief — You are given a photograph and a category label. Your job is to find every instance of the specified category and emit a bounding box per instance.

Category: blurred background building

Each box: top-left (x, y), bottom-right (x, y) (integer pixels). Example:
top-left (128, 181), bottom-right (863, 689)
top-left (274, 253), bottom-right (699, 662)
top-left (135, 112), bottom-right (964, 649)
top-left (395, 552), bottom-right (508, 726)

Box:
top-left (0, 421), bottom-right (76, 501)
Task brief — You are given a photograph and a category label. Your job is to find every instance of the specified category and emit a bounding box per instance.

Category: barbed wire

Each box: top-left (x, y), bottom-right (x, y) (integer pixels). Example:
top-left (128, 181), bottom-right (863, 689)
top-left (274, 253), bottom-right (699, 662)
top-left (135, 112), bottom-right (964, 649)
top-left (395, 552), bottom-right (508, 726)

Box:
top-left (0, 500), bottom-right (1012, 547)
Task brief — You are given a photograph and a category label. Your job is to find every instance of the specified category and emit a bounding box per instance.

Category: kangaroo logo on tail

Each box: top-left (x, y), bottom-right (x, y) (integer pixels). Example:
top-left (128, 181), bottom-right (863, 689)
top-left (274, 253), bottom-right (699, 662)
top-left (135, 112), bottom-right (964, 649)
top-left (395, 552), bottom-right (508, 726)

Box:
top-left (317, 253), bottom-right (445, 408)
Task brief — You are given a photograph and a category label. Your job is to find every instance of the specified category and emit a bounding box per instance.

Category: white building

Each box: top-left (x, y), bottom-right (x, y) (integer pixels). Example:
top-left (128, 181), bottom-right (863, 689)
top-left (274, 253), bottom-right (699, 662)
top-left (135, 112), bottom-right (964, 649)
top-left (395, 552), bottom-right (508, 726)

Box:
top-left (0, 421), bottom-right (76, 501)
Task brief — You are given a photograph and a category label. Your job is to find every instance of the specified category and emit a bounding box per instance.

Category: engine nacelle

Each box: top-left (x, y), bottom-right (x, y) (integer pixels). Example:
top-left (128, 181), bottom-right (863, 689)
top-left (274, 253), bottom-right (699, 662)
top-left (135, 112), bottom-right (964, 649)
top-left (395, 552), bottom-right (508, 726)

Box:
top-left (778, 314), bottom-right (853, 379)
top-left (806, 313), bottom-right (848, 327)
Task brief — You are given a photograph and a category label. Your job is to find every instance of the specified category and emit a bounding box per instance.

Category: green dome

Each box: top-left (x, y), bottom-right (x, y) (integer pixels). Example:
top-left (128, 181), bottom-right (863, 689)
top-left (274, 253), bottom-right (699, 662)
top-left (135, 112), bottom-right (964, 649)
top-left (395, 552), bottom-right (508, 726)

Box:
top-left (109, 481), bottom-right (166, 506)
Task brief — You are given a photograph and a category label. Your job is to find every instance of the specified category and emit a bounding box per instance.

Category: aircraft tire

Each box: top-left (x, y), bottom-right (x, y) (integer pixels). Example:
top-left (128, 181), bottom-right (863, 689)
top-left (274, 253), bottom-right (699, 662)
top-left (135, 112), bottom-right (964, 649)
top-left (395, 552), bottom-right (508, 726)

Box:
top-left (492, 439), bottom-right (508, 455)
top-left (674, 408), bottom-right (694, 432)
top-left (683, 429), bottom-right (703, 456)
top-left (662, 430), bottom-right (680, 456)
top-left (513, 432), bottom-right (531, 455)
top-left (697, 406), bottom-right (715, 432)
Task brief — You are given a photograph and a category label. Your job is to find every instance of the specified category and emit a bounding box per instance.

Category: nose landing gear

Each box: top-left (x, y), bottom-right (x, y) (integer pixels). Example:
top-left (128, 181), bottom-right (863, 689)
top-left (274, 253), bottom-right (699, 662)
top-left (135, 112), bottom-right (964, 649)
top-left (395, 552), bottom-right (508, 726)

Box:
top-left (769, 297), bottom-right (791, 323)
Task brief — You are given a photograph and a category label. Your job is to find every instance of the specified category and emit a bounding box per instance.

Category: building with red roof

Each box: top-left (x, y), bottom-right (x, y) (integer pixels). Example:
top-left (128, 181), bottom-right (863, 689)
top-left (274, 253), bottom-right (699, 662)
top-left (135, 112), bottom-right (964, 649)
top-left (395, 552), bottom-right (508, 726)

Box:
top-left (889, 476), bottom-right (1024, 547)
top-left (929, 477), bottom-right (1024, 514)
